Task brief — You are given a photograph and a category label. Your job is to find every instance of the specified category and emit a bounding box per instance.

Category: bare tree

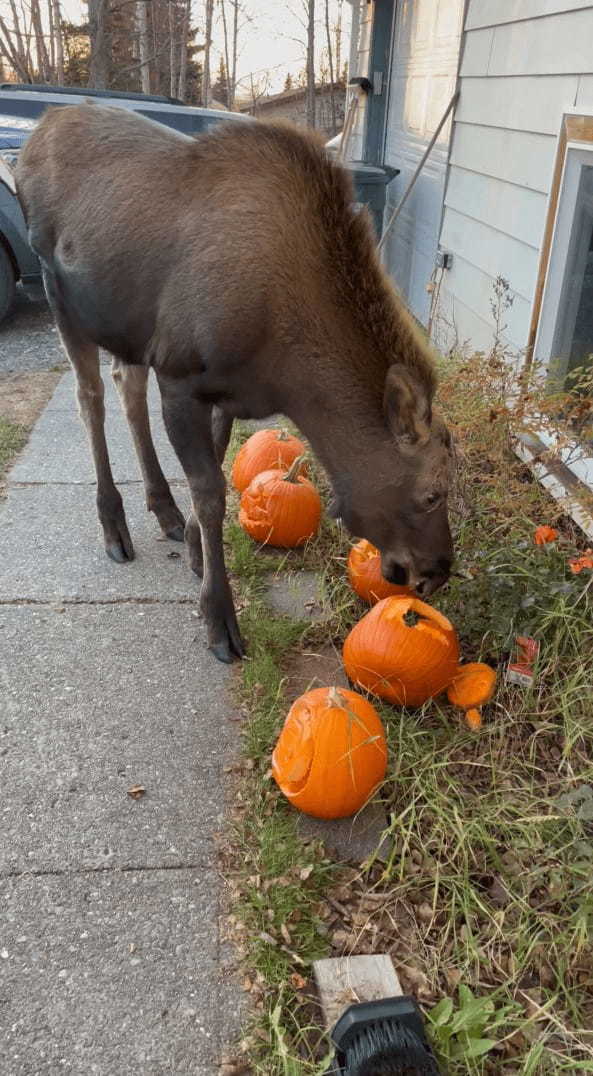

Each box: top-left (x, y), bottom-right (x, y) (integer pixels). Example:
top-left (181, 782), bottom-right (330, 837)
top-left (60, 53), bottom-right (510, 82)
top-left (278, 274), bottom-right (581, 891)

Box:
top-left (0, 0), bottom-right (33, 81)
top-left (88, 0), bottom-right (110, 88)
top-left (0, 17), bottom-right (31, 80)
top-left (53, 0), bottom-right (65, 83)
top-left (136, 0), bottom-right (151, 93)
top-left (242, 68), bottom-right (269, 116)
top-left (201, 0), bottom-right (214, 105)
top-left (219, 0), bottom-right (240, 110)
top-left (168, 0), bottom-right (176, 96)
top-left (177, 0), bottom-right (191, 100)
top-left (334, 0), bottom-right (343, 83)
top-left (324, 0), bottom-right (336, 135)
top-left (305, 0), bottom-right (315, 128)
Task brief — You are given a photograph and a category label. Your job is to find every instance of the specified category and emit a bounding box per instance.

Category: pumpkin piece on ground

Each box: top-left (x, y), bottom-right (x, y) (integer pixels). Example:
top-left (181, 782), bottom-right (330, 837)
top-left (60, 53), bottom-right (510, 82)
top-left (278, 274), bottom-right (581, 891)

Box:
top-left (447, 662), bottom-right (496, 731)
top-left (239, 457), bottom-right (321, 548)
top-left (272, 686), bottom-right (387, 819)
top-left (343, 596), bottom-right (460, 707)
top-left (347, 539), bottom-right (413, 604)
top-left (231, 428), bottom-right (306, 492)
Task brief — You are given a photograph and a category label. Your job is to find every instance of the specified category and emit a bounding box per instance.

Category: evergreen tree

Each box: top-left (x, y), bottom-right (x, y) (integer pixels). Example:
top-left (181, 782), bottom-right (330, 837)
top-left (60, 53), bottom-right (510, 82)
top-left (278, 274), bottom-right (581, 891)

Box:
top-left (212, 55), bottom-right (229, 105)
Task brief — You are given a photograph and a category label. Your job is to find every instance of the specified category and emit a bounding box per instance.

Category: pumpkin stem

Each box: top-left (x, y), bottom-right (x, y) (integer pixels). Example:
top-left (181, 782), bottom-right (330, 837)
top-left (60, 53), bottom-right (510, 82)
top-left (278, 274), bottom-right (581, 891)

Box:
top-left (327, 686), bottom-right (345, 709)
top-left (276, 429), bottom-right (290, 442)
top-left (465, 707), bottom-right (482, 731)
top-left (403, 609), bottom-right (421, 627)
top-left (284, 455), bottom-right (307, 483)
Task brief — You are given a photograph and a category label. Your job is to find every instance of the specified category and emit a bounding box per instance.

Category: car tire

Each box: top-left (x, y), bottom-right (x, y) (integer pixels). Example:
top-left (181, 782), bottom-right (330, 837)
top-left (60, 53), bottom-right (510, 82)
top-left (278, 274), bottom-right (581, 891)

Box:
top-left (0, 243), bottom-right (16, 324)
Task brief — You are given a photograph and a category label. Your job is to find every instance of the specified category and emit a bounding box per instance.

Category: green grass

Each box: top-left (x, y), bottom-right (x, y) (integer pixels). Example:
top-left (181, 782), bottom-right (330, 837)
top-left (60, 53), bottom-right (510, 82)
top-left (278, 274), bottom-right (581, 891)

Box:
top-left (224, 358), bottom-right (593, 1074)
top-left (0, 416), bottom-right (27, 481)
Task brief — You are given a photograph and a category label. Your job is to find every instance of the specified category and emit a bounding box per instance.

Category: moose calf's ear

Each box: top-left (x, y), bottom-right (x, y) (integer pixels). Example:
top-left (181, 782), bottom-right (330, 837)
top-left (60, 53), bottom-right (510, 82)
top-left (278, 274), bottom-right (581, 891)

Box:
top-left (383, 363), bottom-right (432, 446)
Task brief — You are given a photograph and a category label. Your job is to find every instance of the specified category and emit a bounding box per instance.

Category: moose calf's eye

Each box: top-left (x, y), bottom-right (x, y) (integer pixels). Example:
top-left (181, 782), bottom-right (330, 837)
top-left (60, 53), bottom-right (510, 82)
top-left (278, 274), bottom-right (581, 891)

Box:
top-left (424, 491), bottom-right (442, 510)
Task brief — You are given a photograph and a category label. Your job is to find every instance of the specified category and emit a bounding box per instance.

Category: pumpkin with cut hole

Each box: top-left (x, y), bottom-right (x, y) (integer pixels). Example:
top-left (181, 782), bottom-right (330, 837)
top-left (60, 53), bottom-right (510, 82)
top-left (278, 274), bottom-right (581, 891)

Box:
top-left (347, 539), bottom-right (413, 604)
top-left (239, 458), bottom-right (321, 547)
top-left (343, 596), bottom-right (460, 707)
top-left (231, 428), bottom-right (306, 493)
top-left (272, 686), bottom-right (387, 819)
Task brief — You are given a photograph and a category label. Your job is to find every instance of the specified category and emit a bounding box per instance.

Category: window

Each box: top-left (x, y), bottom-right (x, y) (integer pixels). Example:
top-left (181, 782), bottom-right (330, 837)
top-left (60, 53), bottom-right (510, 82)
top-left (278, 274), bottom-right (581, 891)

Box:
top-left (536, 148), bottom-right (593, 391)
top-left (531, 115), bottom-right (593, 394)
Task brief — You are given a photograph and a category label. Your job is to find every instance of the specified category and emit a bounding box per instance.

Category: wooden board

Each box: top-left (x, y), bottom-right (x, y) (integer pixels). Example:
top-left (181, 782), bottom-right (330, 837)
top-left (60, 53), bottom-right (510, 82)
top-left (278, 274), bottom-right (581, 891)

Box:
top-left (313, 954), bottom-right (403, 1033)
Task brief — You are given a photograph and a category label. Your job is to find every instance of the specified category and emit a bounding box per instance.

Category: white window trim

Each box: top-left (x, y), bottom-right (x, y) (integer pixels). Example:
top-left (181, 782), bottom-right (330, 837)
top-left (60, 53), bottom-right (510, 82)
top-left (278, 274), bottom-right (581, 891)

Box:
top-left (527, 115), bottom-right (593, 525)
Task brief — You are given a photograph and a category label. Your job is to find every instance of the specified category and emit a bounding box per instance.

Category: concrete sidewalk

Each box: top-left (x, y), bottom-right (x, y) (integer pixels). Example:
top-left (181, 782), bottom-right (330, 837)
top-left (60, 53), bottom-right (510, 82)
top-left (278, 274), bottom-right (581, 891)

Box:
top-left (0, 367), bottom-right (240, 1074)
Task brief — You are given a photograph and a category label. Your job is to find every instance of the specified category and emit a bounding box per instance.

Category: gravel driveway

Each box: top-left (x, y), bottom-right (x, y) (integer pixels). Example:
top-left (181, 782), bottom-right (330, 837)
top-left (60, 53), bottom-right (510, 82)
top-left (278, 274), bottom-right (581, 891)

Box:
top-left (0, 288), bottom-right (64, 378)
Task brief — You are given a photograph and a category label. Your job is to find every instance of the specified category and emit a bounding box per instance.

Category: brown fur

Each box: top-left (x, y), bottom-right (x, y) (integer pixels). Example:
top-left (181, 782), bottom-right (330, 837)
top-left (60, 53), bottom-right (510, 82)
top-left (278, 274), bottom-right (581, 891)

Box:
top-left (16, 104), bottom-right (452, 662)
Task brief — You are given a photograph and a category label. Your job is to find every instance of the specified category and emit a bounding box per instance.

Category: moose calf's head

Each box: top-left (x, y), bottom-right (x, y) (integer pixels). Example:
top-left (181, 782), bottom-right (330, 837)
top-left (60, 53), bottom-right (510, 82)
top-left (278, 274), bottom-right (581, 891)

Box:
top-left (336, 363), bottom-right (454, 598)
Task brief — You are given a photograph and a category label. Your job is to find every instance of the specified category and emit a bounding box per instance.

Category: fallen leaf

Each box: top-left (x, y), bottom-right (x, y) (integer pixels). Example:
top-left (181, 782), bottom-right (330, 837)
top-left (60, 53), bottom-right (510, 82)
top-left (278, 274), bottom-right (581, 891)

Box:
top-left (258, 931), bottom-right (277, 946)
top-left (290, 972), bottom-right (307, 990)
top-left (299, 865), bottom-right (314, 881)
top-left (127, 784), bottom-right (145, 800)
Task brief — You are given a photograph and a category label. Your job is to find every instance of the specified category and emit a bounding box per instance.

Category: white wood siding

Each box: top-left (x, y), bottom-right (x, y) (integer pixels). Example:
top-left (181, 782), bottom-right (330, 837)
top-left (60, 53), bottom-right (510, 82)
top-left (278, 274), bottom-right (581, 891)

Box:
top-left (382, 0), bottom-right (466, 324)
top-left (436, 2), bottom-right (593, 354)
top-left (466, 0), bottom-right (593, 30)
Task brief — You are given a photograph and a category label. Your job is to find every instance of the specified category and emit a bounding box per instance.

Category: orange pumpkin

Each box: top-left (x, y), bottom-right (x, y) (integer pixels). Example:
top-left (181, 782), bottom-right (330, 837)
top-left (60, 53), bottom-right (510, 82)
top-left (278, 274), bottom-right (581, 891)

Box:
top-left (447, 662), bottom-right (496, 731)
top-left (343, 596), bottom-right (460, 707)
top-left (231, 428), bottom-right (306, 493)
top-left (239, 457), bottom-right (321, 547)
top-left (272, 686), bottom-right (387, 819)
top-left (347, 539), bottom-right (413, 604)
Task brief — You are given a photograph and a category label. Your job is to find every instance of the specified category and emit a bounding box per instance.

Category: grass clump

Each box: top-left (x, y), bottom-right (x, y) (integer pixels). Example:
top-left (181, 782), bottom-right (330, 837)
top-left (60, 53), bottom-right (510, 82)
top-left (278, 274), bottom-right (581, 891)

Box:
top-left (0, 416), bottom-right (27, 482)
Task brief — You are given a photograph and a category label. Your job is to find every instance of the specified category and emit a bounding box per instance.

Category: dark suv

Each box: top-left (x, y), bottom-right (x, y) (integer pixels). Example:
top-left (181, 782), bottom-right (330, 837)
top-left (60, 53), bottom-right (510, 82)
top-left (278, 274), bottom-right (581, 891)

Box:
top-left (0, 83), bottom-right (250, 323)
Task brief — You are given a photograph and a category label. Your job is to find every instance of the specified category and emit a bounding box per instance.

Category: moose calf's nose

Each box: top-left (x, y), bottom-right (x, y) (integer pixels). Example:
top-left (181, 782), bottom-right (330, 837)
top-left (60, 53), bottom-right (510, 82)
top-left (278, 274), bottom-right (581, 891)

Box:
top-left (383, 560), bottom-right (409, 586)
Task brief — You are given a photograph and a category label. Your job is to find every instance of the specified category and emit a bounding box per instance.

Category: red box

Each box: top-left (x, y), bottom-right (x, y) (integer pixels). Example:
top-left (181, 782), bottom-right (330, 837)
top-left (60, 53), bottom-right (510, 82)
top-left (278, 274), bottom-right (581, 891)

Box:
top-left (506, 636), bottom-right (540, 687)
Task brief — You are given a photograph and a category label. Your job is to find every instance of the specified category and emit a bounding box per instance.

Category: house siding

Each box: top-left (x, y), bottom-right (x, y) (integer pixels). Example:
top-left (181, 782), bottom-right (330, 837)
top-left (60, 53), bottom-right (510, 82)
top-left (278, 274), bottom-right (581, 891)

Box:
top-left (437, 2), bottom-right (593, 353)
top-left (382, 0), bottom-right (466, 325)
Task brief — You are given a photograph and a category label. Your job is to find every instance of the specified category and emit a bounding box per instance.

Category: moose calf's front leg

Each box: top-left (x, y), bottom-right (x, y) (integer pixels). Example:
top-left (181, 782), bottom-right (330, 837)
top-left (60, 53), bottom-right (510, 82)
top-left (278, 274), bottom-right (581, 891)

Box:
top-left (158, 374), bottom-right (244, 663)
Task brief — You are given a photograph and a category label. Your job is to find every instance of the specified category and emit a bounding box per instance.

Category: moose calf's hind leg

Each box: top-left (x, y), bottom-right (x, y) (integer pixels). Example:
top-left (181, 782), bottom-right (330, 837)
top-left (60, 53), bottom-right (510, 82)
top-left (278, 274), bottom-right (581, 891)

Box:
top-left (158, 375), bottom-right (244, 663)
top-left (57, 325), bottom-right (133, 563)
top-left (111, 359), bottom-right (185, 541)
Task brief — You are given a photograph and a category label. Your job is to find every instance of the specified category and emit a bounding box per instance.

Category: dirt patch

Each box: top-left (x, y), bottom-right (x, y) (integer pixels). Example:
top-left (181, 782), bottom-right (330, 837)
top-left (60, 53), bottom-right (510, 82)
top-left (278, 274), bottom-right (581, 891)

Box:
top-left (0, 369), bottom-right (63, 428)
top-left (283, 641), bottom-right (348, 704)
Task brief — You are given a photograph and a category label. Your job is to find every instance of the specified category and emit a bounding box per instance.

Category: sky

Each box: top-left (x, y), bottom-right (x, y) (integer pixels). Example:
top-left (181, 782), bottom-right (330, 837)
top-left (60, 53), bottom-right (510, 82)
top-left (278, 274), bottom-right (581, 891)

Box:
top-left (52, 0), bottom-right (352, 96)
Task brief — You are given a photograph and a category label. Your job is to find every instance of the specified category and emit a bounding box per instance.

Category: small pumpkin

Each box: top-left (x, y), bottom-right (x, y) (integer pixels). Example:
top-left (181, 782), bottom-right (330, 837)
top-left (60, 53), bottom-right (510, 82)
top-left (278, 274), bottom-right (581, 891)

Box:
top-left (348, 539), bottom-right (413, 604)
top-left (231, 428), bottom-right (306, 493)
top-left (239, 456), bottom-right (321, 547)
top-left (343, 596), bottom-right (460, 707)
top-left (447, 662), bottom-right (496, 731)
top-left (272, 686), bottom-right (387, 819)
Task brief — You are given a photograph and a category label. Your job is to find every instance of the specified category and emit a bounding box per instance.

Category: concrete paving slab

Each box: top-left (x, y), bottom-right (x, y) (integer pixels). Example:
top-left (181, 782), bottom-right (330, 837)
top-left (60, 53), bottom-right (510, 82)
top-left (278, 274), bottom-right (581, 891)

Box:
top-left (0, 604), bottom-right (234, 874)
top-left (266, 570), bottom-right (329, 622)
top-left (297, 801), bottom-right (392, 865)
top-left (10, 406), bottom-right (184, 484)
top-left (0, 484), bottom-right (196, 602)
top-left (45, 366), bottom-right (164, 414)
top-left (1, 867), bottom-right (238, 1075)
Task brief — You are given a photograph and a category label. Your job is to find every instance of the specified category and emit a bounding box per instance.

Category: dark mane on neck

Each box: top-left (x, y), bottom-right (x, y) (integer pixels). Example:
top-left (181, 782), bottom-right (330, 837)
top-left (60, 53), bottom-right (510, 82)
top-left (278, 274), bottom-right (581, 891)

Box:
top-left (260, 123), bottom-right (437, 396)
top-left (196, 119), bottom-right (437, 399)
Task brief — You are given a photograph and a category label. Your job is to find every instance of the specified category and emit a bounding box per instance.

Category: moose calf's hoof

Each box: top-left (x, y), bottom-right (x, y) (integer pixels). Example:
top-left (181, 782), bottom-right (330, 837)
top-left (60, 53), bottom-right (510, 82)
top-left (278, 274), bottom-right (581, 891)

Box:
top-left (165, 524), bottom-right (185, 542)
top-left (106, 540), bottom-right (135, 563)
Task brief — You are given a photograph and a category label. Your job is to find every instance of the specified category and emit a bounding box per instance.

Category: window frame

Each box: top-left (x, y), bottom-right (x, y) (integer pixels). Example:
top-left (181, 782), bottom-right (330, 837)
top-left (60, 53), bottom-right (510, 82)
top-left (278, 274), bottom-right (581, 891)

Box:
top-left (528, 112), bottom-right (593, 368)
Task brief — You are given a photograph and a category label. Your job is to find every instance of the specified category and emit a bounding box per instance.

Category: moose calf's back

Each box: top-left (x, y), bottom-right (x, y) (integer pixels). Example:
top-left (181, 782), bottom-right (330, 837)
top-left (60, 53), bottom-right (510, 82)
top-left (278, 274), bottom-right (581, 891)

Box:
top-left (16, 105), bottom-right (370, 388)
